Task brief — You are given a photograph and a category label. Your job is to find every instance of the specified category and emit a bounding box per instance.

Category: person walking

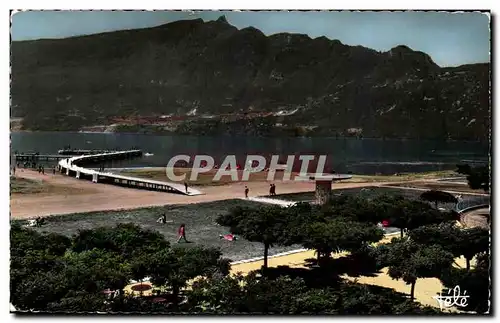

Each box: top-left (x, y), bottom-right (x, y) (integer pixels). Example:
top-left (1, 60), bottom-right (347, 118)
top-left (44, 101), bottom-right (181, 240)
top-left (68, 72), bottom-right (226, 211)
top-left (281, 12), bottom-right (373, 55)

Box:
top-left (184, 182), bottom-right (189, 194)
top-left (271, 184), bottom-right (276, 196)
top-left (269, 184), bottom-right (273, 196)
top-left (177, 224), bottom-right (188, 243)
top-left (244, 186), bottom-right (249, 198)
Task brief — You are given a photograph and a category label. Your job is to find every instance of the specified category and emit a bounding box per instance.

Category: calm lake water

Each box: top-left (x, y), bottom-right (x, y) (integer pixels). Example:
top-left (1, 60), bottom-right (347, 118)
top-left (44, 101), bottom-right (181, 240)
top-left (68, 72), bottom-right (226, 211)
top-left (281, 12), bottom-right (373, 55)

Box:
top-left (10, 132), bottom-right (489, 175)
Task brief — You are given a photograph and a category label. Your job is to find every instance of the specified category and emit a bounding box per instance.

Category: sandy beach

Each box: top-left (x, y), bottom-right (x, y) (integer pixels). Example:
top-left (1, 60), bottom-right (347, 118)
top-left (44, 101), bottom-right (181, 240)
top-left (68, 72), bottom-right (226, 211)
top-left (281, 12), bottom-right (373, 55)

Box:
top-left (11, 169), bottom-right (425, 218)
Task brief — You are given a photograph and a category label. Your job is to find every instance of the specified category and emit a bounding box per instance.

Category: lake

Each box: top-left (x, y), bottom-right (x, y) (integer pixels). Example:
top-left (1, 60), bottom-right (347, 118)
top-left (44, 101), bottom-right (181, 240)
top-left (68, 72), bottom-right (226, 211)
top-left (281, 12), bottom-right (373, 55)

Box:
top-left (10, 132), bottom-right (489, 175)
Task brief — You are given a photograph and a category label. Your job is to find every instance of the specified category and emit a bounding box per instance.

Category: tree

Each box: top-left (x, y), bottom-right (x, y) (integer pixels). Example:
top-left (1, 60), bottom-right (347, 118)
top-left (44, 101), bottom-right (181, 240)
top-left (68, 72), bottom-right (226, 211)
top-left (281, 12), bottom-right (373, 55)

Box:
top-left (383, 238), bottom-right (455, 300)
top-left (187, 270), bottom-right (442, 314)
top-left (62, 249), bottom-right (131, 294)
top-left (439, 252), bottom-right (490, 313)
top-left (460, 227), bottom-right (489, 271)
top-left (219, 205), bottom-right (290, 270)
top-left (300, 218), bottom-right (384, 265)
top-left (71, 223), bottom-right (169, 259)
top-left (456, 164), bottom-right (490, 192)
top-left (387, 199), bottom-right (448, 238)
top-left (10, 224), bottom-right (233, 313)
top-left (216, 206), bottom-right (256, 233)
top-left (409, 224), bottom-right (489, 271)
top-left (46, 291), bottom-right (107, 313)
top-left (11, 226), bottom-right (71, 258)
top-left (144, 246), bottom-right (230, 307)
top-left (409, 222), bottom-right (461, 254)
top-left (322, 195), bottom-right (384, 224)
top-left (420, 190), bottom-right (458, 209)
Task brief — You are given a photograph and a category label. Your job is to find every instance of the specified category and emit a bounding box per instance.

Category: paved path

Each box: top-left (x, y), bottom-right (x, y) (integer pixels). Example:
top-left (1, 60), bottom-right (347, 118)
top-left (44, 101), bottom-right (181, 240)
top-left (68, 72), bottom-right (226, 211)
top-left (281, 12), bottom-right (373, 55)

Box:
top-left (243, 196), bottom-right (297, 207)
top-left (379, 185), bottom-right (490, 197)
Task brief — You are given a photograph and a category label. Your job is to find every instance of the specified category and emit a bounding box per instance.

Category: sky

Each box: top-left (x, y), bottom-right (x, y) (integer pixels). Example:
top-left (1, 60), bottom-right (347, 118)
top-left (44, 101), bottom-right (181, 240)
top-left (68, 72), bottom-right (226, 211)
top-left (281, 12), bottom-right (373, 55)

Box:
top-left (10, 10), bottom-right (490, 67)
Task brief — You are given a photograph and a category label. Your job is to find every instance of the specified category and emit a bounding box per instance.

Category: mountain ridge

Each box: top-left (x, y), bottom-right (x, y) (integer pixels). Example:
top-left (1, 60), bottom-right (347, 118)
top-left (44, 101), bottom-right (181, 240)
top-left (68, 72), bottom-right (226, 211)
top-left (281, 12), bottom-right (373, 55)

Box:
top-left (11, 16), bottom-right (490, 140)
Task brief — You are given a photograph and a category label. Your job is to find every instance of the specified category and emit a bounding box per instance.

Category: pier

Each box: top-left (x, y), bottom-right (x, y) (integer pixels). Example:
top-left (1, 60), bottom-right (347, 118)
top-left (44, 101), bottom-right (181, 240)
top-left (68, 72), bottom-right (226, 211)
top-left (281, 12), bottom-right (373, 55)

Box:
top-left (58, 149), bottom-right (116, 155)
top-left (57, 150), bottom-right (203, 196)
top-left (14, 154), bottom-right (69, 163)
top-left (14, 150), bottom-right (141, 164)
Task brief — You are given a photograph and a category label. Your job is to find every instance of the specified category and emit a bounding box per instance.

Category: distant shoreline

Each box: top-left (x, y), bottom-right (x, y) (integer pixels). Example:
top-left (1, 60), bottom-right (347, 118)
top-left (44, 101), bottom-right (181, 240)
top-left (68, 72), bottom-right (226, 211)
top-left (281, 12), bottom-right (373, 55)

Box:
top-left (9, 130), bottom-right (490, 143)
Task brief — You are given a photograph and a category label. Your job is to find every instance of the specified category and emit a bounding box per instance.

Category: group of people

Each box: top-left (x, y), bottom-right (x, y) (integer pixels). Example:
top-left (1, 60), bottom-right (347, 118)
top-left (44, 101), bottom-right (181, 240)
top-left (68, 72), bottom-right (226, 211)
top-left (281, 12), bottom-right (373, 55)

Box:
top-left (243, 183), bottom-right (277, 198)
top-left (11, 162), bottom-right (59, 176)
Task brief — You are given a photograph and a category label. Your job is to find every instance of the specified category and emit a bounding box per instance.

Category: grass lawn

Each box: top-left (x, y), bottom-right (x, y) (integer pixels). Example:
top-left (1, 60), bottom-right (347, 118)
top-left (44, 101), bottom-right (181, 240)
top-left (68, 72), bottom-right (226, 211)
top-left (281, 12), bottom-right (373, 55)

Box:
top-left (116, 168), bottom-right (459, 187)
top-left (344, 170), bottom-right (458, 183)
top-left (10, 175), bottom-right (91, 195)
top-left (116, 168), bottom-right (304, 186)
top-left (12, 199), bottom-right (302, 262)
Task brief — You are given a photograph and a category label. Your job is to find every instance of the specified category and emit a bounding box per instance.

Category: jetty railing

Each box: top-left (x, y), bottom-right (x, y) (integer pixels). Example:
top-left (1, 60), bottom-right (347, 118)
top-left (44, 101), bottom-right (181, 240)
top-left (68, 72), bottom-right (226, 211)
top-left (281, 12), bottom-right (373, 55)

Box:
top-left (58, 150), bottom-right (202, 196)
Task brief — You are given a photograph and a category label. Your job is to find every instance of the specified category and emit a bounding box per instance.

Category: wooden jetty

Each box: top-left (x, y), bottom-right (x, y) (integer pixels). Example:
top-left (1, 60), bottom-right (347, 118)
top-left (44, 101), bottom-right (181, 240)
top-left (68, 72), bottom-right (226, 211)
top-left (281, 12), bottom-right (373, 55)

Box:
top-left (14, 154), bottom-right (70, 163)
top-left (58, 149), bottom-right (115, 155)
top-left (14, 150), bottom-right (141, 163)
top-left (58, 150), bottom-right (202, 196)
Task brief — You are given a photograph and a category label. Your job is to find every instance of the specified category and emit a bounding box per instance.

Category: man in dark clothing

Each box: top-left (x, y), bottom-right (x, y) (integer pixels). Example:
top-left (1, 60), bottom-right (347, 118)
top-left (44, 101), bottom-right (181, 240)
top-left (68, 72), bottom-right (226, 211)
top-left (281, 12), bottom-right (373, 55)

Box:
top-left (269, 184), bottom-right (273, 196)
top-left (184, 182), bottom-right (189, 194)
top-left (244, 186), bottom-right (249, 198)
top-left (271, 184), bottom-right (276, 196)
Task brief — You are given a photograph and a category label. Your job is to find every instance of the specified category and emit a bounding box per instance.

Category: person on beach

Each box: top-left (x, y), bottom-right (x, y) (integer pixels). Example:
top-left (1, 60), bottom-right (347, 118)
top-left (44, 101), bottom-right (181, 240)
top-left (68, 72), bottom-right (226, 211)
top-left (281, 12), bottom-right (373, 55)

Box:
top-left (271, 184), bottom-right (276, 196)
top-left (219, 233), bottom-right (238, 241)
top-left (184, 182), bottom-right (189, 194)
top-left (244, 186), bottom-right (249, 198)
top-left (35, 216), bottom-right (45, 227)
top-left (269, 184), bottom-right (273, 196)
top-left (177, 224), bottom-right (188, 243)
top-left (53, 167), bottom-right (56, 175)
top-left (41, 166), bottom-right (45, 175)
top-left (157, 213), bottom-right (167, 224)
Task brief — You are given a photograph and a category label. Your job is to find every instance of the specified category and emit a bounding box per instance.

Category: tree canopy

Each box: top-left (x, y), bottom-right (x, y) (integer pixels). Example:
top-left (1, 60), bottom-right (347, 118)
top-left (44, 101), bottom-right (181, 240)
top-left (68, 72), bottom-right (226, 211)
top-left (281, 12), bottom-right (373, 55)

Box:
top-left (420, 190), bottom-right (458, 208)
top-left (217, 205), bottom-right (292, 269)
top-left (11, 191), bottom-right (490, 314)
top-left (456, 164), bottom-right (490, 192)
top-left (381, 237), bottom-right (455, 300)
top-left (300, 218), bottom-right (384, 263)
